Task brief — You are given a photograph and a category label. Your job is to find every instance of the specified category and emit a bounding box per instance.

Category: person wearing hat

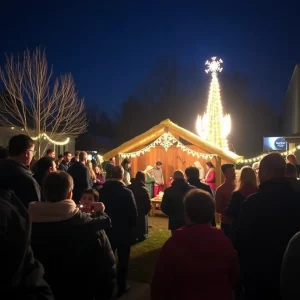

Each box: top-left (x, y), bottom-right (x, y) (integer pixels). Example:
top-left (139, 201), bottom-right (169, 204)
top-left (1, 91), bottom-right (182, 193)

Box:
top-left (144, 165), bottom-right (155, 198)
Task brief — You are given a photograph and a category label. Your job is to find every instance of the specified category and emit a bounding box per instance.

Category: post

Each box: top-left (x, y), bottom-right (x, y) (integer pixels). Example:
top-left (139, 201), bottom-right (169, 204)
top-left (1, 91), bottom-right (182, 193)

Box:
top-left (215, 156), bottom-right (222, 224)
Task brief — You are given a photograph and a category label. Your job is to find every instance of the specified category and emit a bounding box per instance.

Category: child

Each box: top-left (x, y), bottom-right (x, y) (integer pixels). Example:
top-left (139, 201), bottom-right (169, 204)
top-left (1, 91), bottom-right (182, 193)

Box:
top-left (79, 188), bottom-right (105, 216)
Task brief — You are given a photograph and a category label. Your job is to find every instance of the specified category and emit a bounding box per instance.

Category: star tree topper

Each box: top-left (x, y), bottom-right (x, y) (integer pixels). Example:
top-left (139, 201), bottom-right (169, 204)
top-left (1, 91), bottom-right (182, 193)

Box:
top-left (205, 57), bottom-right (223, 76)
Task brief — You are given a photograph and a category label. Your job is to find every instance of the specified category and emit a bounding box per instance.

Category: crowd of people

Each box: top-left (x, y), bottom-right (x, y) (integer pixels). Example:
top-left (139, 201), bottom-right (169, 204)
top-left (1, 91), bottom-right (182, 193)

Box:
top-left (1, 133), bottom-right (300, 300)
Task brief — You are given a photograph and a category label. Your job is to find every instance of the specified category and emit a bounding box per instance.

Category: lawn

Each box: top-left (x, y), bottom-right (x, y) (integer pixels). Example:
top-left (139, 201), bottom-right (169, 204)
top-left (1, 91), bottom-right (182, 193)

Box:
top-left (128, 214), bottom-right (170, 283)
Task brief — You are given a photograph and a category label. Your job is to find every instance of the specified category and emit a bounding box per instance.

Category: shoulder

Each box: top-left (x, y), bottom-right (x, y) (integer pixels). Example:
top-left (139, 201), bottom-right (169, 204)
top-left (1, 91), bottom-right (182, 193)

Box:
top-left (287, 232), bottom-right (300, 249)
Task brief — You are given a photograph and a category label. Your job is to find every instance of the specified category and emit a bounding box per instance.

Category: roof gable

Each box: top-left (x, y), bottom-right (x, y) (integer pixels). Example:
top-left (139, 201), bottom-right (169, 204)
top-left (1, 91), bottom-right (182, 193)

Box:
top-left (103, 119), bottom-right (243, 163)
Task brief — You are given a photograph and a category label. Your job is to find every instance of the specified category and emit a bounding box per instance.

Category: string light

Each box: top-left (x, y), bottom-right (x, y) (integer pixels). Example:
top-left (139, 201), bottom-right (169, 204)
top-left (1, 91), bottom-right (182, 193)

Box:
top-left (237, 145), bottom-right (300, 164)
top-left (31, 133), bottom-right (70, 146)
top-left (196, 57), bottom-right (231, 151)
top-left (120, 132), bottom-right (217, 159)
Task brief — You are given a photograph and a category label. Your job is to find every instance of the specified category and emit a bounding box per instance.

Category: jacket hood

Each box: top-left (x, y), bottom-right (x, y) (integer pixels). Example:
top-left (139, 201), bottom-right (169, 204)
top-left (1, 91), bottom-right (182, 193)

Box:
top-left (28, 199), bottom-right (79, 223)
top-left (0, 159), bottom-right (32, 178)
top-left (259, 178), bottom-right (291, 192)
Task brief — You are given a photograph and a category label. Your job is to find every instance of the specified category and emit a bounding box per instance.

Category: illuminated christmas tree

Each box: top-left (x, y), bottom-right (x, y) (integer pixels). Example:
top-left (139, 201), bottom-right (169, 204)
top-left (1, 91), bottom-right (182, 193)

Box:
top-left (196, 57), bottom-right (231, 150)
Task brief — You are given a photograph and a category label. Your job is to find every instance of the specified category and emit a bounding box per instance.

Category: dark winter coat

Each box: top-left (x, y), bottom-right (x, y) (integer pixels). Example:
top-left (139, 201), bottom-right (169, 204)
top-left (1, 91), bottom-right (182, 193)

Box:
top-left (105, 163), bottom-right (114, 180)
top-left (29, 200), bottom-right (115, 300)
top-left (0, 190), bottom-right (54, 299)
top-left (99, 180), bottom-right (138, 245)
top-left (235, 178), bottom-right (300, 300)
top-left (0, 159), bottom-right (41, 208)
top-left (67, 161), bottom-right (93, 203)
top-left (161, 179), bottom-right (195, 230)
top-left (58, 160), bottom-right (71, 172)
top-left (128, 180), bottom-right (151, 241)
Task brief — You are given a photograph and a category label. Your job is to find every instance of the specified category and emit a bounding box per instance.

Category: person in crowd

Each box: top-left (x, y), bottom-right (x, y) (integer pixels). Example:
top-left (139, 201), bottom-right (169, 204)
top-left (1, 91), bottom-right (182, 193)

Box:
top-left (161, 170), bottom-right (195, 235)
top-left (128, 171), bottom-right (152, 243)
top-left (286, 162), bottom-right (300, 191)
top-left (0, 146), bottom-right (8, 159)
top-left (67, 151), bottom-right (93, 203)
top-left (281, 231), bottom-right (300, 300)
top-left (185, 166), bottom-right (216, 226)
top-left (151, 189), bottom-right (238, 300)
top-left (79, 188), bottom-right (105, 216)
top-left (121, 158), bottom-right (131, 186)
top-left (0, 189), bottom-right (54, 299)
top-left (205, 161), bottom-right (216, 196)
top-left (70, 150), bottom-right (80, 165)
top-left (99, 165), bottom-right (138, 297)
top-left (252, 161), bottom-right (260, 174)
top-left (152, 161), bottom-right (164, 197)
top-left (235, 153), bottom-right (300, 300)
top-left (286, 154), bottom-right (300, 177)
top-left (29, 172), bottom-right (115, 300)
top-left (87, 160), bottom-right (97, 185)
top-left (56, 154), bottom-right (63, 167)
top-left (33, 156), bottom-right (57, 191)
top-left (193, 161), bottom-right (205, 181)
top-left (105, 157), bottom-right (115, 180)
top-left (45, 149), bottom-right (55, 158)
top-left (0, 134), bottom-right (41, 207)
top-left (144, 165), bottom-right (155, 198)
top-left (58, 151), bottom-right (72, 172)
top-left (94, 165), bottom-right (105, 190)
top-left (227, 166), bottom-right (258, 242)
top-left (215, 164), bottom-right (236, 239)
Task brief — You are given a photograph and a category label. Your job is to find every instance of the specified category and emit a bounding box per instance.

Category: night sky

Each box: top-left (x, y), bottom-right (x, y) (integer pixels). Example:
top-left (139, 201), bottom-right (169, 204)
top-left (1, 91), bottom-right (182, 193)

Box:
top-left (1, 1), bottom-right (300, 115)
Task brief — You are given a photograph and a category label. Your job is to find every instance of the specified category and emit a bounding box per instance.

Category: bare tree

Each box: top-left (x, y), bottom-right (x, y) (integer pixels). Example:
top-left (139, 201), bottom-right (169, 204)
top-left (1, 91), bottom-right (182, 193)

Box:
top-left (0, 48), bottom-right (88, 157)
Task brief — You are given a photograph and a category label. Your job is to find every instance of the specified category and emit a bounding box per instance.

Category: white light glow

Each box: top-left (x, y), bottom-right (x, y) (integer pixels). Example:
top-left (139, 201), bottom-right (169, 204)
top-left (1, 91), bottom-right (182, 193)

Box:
top-left (196, 57), bottom-right (231, 150)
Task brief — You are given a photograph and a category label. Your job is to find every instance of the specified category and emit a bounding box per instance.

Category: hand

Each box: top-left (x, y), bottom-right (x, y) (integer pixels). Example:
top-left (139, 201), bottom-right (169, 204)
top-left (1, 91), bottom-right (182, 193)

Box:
top-left (93, 202), bottom-right (105, 212)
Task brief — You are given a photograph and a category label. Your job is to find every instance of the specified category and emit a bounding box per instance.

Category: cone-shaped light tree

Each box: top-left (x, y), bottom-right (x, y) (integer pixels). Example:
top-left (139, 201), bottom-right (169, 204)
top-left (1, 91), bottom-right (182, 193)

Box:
top-left (196, 57), bottom-right (231, 150)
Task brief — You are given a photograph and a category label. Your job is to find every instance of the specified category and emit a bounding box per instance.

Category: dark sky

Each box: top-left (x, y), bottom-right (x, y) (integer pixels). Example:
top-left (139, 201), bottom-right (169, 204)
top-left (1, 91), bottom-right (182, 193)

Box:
top-left (1, 1), bottom-right (300, 115)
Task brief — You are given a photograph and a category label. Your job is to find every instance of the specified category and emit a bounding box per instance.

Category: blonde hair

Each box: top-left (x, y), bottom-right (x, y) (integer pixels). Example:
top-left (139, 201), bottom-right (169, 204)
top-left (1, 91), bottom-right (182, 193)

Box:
top-left (86, 161), bottom-right (96, 180)
top-left (235, 166), bottom-right (257, 191)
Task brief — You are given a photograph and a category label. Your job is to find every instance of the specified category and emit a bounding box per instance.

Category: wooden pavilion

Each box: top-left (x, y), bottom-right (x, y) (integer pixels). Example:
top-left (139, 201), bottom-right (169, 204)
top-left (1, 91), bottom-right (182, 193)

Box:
top-left (103, 119), bottom-right (243, 188)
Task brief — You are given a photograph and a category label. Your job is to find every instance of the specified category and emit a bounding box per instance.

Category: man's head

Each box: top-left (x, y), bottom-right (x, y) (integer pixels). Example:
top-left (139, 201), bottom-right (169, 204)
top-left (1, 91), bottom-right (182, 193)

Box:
top-left (185, 166), bottom-right (199, 180)
top-left (63, 151), bottom-right (72, 163)
top-left (286, 154), bottom-right (297, 165)
top-left (286, 162), bottom-right (297, 179)
top-left (155, 161), bottom-right (162, 169)
top-left (35, 157), bottom-right (57, 175)
top-left (57, 154), bottom-right (63, 162)
top-left (43, 171), bottom-right (74, 202)
top-left (80, 188), bottom-right (99, 207)
top-left (112, 165), bottom-right (124, 180)
top-left (221, 164), bottom-right (236, 181)
top-left (8, 134), bottom-right (35, 166)
top-left (259, 153), bottom-right (286, 183)
top-left (46, 149), bottom-right (55, 158)
top-left (173, 170), bottom-right (185, 180)
top-left (79, 151), bottom-right (88, 164)
top-left (122, 158), bottom-right (131, 169)
top-left (184, 189), bottom-right (215, 225)
top-left (135, 171), bottom-right (146, 183)
top-left (109, 157), bottom-right (116, 165)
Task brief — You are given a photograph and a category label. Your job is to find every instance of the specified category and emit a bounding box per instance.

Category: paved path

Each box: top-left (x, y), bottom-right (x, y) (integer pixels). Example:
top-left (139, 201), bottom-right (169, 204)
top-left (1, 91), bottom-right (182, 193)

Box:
top-left (113, 281), bottom-right (151, 300)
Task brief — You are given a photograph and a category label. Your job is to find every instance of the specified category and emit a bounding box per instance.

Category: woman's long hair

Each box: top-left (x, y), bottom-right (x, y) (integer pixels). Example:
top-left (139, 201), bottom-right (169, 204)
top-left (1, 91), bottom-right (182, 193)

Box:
top-left (236, 166), bottom-right (258, 191)
top-left (87, 161), bottom-right (96, 181)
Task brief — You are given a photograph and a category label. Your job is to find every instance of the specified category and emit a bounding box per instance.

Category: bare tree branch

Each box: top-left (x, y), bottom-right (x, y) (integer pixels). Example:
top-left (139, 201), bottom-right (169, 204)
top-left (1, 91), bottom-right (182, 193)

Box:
top-left (0, 48), bottom-right (88, 157)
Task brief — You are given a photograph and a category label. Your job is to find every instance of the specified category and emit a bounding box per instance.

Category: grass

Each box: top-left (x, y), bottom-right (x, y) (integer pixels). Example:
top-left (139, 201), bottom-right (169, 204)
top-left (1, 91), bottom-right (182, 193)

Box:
top-left (128, 214), bottom-right (170, 283)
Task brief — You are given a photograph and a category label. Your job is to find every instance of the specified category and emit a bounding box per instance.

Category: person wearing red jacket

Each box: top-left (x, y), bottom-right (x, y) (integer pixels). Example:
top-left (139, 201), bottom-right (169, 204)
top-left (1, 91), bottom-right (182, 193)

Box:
top-left (151, 189), bottom-right (238, 300)
top-left (205, 161), bottom-right (216, 196)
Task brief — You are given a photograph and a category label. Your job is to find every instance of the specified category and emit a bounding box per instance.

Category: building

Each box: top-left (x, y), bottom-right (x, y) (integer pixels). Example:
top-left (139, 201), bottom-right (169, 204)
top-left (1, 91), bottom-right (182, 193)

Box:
top-left (0, 126), bottom-right (76, 156)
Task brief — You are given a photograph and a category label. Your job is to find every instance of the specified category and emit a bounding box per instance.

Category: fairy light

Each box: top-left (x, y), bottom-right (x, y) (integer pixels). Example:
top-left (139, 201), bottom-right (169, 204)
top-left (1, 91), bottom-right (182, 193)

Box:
top-left (120, 131), bottom-right (217, 159)
top-left (196, 57), bottom-right (231, 151)
top-left (31, 133), bottom-right (70, 146)
top-left (237, 145), bottom-right (300, 164)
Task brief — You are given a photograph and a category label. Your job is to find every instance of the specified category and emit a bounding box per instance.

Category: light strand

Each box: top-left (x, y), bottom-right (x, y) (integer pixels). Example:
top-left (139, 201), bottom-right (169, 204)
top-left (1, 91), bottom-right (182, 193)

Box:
top-left (119, 132), bottom-right (217, 160)
top-left (31, 133), bottom-right (70, 146)
top-left (237, 145), bottom-right (300, 164)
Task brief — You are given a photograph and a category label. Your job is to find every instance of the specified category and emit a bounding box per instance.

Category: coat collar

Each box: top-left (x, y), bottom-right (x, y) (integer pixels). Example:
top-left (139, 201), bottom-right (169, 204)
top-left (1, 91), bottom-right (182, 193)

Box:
top-left (28, 199), bottom-right (79, 223)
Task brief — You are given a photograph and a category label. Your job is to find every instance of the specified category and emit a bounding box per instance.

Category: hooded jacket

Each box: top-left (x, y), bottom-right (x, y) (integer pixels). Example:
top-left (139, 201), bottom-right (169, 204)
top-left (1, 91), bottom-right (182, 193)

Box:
top-left (29, 199), bottom-right (115, 300)
top-left (99, 180), bottom-right (138, 244)
top-left (0, 159), bottom-right (41, 208)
